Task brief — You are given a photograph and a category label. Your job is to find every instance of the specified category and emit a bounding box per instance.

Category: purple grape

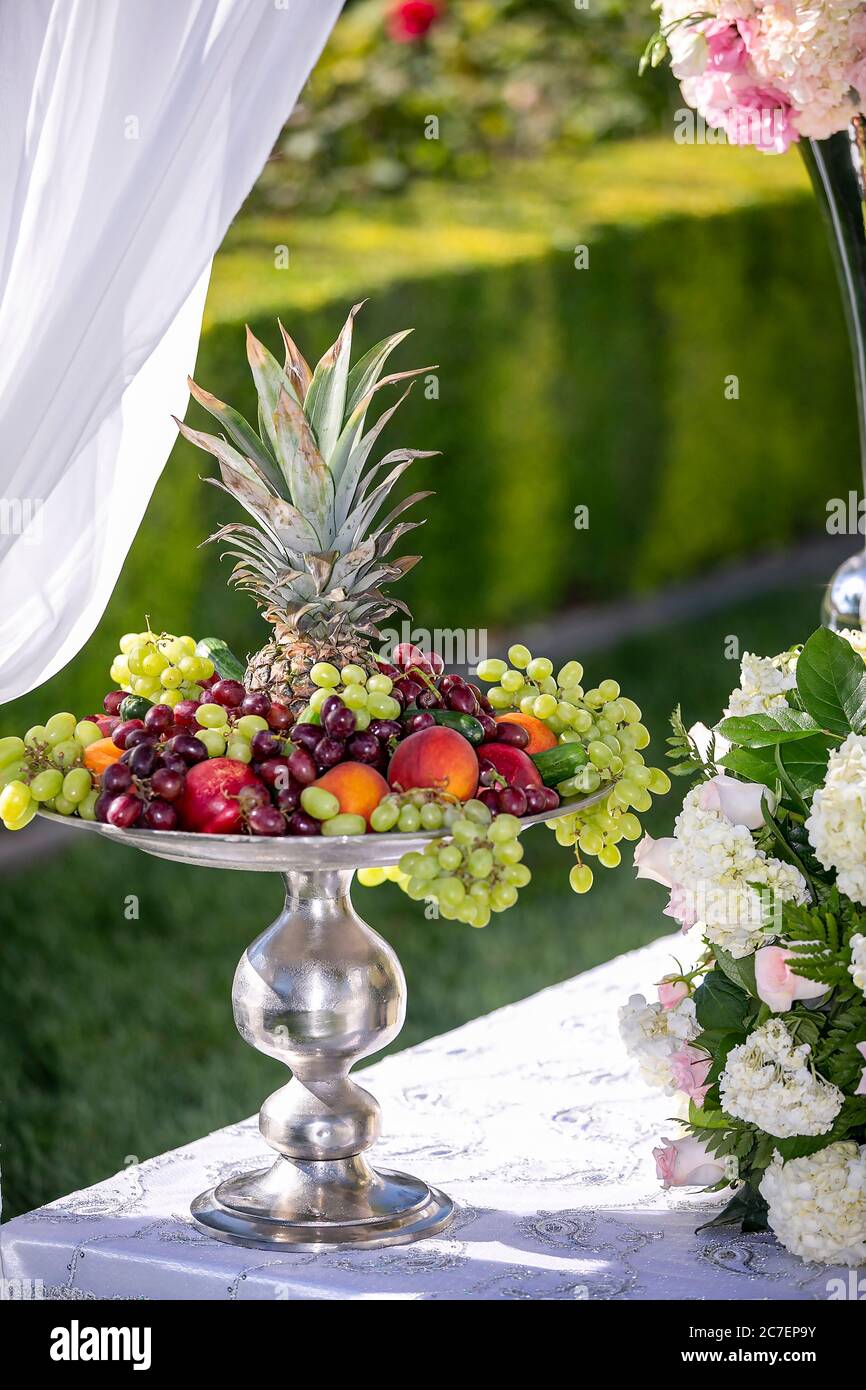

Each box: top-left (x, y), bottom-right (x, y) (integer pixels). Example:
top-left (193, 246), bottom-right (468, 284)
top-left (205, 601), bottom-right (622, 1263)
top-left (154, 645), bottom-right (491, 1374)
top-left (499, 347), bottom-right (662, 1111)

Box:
top-left (447, 686), bottom-right (478, 715)
top-left (287, 747), bottom-right (317, 785)
top-left (102, 763), bottom-right (132, 795)
top-left (173, 699), bottom-right (200, 727)
top-left (211, 679), bottom-right (245, 708)
top-left (250, 729), bottom-right (281, 761)
top-left (166, 734), bottom-right (208, 766)
top-left (497, 786), bottom-right (528, 817)
top-left (323, 702), bottom-right (356, 738)
top-left (369, 719), bottom-right (402, 742)
top-left (258, 757), bottom-right (291, 789)
top-left (477, 713), bottom-right (498, 741)
top-left (416, 688), bottom-right (442, 709)
top-left (113, 719), bottom-right (145, 749)
top-left (267, 702), bottom-right (293, 732)
top-left (403, 711), bottom-right (436, 735)
top-left (524, 786), bottom-right (548, 815)
top-left (541, 787), bottom-right (560, 811)
top-left (240, 692), bottom-right (271, 718)
top-left (438, 674), bottom-right (463, 695)
top-left (107, 793), bottom-right (143, 828)
top-left (274, 784), bottom-right (300, 813)
top-left (95, 791), bottom-right (114, 822)
top-left (315, 736), bottom-right (345, 769)
top-left (128, 743), bottom-right (158, 779)
top-left (151, 767), bottom-right (184, 801)
top-left (394, 678), bottom-right (422, 705)
top-left (493, 722), bottom-right (530, 750)
top-left (142, 800), bottom-right (178, 831)
top-left (290, 723), bottom-right (324, 753)
top-left (346, 731), bottom-right (379, 764)
top-left (238, 784), bottom-right (270, 814)
top-left (144, 704), bottom-right (174, 733)
top-left (103, 690), bottom-right (126, 715)
top-left (247, 805), bottom-right (287, 837)
top-left (124, 728), bottom-right (153, 750)
top-left (160, 752), bottom-right (188, 776)
top-left (288, 809), bottom-right (321, 836)
top-left (478, 788), bottom-right (500, 813)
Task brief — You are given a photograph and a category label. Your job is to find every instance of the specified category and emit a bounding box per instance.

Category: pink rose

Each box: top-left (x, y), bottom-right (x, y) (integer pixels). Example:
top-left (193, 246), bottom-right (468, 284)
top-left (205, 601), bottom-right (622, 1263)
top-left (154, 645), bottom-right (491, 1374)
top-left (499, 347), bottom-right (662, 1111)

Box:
top-left (705, 20), bottom-right (748, 75)
top-left (754, 946), bottom-right (828, 1013)
top-left (669, 1045), bottom-right (712, 1101)
top-left (663, 883), bottom-right (699, 933)
top-left (682, 71), bottom-right (797, 154)
top-left (688, 721), bottom-right (730, 762)
top-left (633, 833), bottom-right (676, 887)
top-left (653, 1136), bottom-right (726, 1189)
top-left (698, 773), bottom-right (772, 829)
top-left (855, 1041), bottom-right (866, 1098)
top-left (657, 977), bottom-right (689, 1010)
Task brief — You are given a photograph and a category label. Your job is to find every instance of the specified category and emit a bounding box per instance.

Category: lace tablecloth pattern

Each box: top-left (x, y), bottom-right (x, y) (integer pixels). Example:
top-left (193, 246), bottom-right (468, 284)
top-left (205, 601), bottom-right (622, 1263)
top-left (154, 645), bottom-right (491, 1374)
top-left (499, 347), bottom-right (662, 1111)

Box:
top-left (1, 932), bottom-right (851, 1300)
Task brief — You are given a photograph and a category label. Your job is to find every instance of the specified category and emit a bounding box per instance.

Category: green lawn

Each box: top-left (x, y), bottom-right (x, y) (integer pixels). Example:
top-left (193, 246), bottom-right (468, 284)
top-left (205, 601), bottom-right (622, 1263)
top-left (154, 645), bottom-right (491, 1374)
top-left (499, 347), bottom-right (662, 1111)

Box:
top-left (2, 580), bottom-right (826, 1218)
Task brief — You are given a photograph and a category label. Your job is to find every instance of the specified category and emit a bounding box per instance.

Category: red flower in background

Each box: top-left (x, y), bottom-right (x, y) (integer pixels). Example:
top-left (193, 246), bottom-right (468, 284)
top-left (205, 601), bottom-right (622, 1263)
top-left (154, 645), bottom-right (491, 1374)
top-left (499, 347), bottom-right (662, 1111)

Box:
top-left (387, 1), bottom-right (441, 43)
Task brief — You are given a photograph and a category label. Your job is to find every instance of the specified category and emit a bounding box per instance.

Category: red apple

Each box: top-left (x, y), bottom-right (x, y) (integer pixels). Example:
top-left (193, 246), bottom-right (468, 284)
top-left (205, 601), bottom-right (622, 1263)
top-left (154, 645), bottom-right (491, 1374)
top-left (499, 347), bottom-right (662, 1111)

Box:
top-left (177, 757), bottom-right (264, 834)
top-left (478, 743), bottom-right (543, 790)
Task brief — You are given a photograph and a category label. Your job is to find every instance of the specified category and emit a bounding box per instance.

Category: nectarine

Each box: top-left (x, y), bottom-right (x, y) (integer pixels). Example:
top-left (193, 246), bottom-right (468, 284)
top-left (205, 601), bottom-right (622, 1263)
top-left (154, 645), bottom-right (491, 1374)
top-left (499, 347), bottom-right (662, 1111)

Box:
top-left (313, 762), bottom-right (390, 826)
top-left (387, 726), bottom-right (479, 800)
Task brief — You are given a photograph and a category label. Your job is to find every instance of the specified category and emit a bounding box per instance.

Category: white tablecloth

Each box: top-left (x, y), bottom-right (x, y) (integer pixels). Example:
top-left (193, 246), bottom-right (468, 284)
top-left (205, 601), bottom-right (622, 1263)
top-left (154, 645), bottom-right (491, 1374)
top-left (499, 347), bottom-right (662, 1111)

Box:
top-left (1, 933), bottom-right (849, 1300)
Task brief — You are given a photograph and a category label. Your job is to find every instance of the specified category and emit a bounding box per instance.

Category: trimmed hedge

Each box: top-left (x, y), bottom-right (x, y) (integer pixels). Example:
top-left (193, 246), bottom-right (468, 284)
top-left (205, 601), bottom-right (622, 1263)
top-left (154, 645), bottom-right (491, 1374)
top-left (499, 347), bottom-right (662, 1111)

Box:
top-left (2, 142), bottom-right (852, 729)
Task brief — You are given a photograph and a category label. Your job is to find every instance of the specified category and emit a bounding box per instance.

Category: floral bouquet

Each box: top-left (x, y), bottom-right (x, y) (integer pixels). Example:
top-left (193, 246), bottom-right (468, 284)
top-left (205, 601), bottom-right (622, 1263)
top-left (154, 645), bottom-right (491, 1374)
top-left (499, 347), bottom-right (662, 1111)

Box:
top-left (644, 2), bottom-right (866, 153)
top-left (622, 626), bottom-right (866, 1266)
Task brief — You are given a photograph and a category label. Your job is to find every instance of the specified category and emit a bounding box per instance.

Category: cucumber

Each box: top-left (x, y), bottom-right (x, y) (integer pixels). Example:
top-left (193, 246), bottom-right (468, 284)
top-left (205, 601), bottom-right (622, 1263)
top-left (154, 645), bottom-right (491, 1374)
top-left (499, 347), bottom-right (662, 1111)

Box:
top-left (531, 741), bottom-right (588, 787)
top-left (119, 694), bottom-right (152, 722)
top-left (195, 637), bottom-right (246, 684)
top-left (402, 708), bottom-right (485, 745)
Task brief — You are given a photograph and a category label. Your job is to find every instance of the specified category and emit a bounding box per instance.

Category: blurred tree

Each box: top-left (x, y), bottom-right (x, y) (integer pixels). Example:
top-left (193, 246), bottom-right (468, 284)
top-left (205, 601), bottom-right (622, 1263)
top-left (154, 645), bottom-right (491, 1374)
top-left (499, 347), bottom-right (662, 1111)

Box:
top-left (251, 0), bottom-right (670, 211)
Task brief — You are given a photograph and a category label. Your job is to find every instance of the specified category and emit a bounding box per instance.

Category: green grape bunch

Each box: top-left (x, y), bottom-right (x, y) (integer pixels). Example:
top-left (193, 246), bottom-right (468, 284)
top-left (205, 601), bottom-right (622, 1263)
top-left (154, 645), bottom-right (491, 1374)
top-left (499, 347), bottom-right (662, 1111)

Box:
top-left (476, 643), bottom-right (670, 895)
top-left (110, 628), bottom-right (215, 708)
top-left (0, 713), bottom-right (102, 831)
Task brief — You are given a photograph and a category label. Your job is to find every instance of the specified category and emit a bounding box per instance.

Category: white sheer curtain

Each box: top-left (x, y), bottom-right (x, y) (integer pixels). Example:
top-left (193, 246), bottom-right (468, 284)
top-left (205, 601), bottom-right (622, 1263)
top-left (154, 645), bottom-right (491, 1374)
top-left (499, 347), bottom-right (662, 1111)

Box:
top-left (0, 0), bottom-right (343, 701)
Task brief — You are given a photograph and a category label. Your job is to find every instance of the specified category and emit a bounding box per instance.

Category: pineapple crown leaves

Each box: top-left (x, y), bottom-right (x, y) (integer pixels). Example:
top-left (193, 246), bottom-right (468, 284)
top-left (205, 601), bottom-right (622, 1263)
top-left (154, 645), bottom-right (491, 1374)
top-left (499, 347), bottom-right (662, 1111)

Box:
top-left (176, 304), bottom-right (438, 634)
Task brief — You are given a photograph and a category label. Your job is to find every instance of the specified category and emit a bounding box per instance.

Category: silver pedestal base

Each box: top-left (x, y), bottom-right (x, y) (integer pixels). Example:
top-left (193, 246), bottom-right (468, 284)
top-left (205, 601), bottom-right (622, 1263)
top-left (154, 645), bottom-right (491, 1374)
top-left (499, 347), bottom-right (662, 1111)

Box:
top-left (191, 1155), bottom-right (454, 1251)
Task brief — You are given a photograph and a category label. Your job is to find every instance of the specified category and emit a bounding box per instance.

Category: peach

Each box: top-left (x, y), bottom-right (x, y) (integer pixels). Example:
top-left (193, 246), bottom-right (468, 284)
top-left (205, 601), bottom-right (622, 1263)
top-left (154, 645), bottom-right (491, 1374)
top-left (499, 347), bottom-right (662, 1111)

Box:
top-left (387, 726), bottom-right (479, 800)
top-left (313, 762), bottom-right (390, 826)
top-left (495, 712), bottom-right (557, 754)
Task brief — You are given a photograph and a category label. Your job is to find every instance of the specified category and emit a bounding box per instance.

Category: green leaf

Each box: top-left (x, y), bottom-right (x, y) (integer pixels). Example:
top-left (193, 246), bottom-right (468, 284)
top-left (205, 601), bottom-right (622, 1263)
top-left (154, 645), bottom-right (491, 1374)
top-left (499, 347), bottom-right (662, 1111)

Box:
top-left (718, 745), bottom-right (776, 789)
top-left (696, 1185), bottom-right (769, 1234)
top-left (688, 1099), bottom-right (729, 1130)
top-left (694, 970), bottom-right (750, 1035)
top-left (717, 709), bottom-right (820, 747)
top-left (796, 627), bottom-right (866, 734)
top-left (713, 946), bottom-right (757, 997)
top-left (345, 328), bottom-right (412, 417)
top-left (272, 389), bottom-right (334, 547)
top-left (305, 303), bottom-right (364, 462)
top-left (775, 734), bottom-right (834, 799)
top-left (185, 377), bottom-right (286, 499)
top-left (246, 327), bottom-right (299, 460)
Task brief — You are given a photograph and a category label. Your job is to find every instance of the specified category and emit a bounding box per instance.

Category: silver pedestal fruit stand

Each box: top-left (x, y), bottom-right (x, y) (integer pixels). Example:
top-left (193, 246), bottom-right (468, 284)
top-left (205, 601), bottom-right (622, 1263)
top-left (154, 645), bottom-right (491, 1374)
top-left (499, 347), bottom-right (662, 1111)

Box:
top-left (41, 792), bottom-right (605, 1251)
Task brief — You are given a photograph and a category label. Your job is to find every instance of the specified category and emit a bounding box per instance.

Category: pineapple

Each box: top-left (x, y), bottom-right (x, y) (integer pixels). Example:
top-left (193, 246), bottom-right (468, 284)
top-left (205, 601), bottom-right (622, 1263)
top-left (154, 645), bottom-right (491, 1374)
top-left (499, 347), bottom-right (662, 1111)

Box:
top-left (175, 305), bottom-right (436, 715)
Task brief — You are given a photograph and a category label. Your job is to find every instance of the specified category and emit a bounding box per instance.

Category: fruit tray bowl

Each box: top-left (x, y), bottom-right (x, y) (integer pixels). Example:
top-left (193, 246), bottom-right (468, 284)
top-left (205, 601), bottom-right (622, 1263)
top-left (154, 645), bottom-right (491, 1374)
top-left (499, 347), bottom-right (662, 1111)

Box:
top-left (36, 789), bottom-right (606, 872)
top-left (36, 787), bottom-right (608, 1253)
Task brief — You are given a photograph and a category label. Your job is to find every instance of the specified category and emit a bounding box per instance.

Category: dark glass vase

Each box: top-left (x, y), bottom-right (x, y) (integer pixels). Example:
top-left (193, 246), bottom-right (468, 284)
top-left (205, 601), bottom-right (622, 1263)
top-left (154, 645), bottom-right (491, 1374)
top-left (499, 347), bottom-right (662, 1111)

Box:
top-left (801, 117), bottom-right (866, 629)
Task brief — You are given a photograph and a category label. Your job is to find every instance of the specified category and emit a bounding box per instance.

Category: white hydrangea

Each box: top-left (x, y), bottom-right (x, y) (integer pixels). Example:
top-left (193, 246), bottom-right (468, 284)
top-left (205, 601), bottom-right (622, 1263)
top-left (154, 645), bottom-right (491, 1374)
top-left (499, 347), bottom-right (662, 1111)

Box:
top-left (719, 1019), bottom-right (843, 1139)
top-left (849, 933), bottom-right (866, 995)
top-left (760, 1143), bottom-right (866, 1267)
top-left (724, 651), bottom-right (798, 719)
top-left (670, 786), bottom-right (807, 958)
top-left (806, 733), bottom-right (866, 904)
top-left (618, 993), bottom-right (699, 1092)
